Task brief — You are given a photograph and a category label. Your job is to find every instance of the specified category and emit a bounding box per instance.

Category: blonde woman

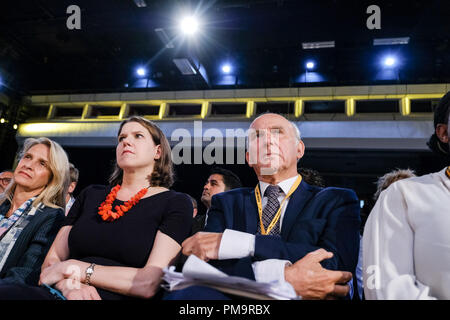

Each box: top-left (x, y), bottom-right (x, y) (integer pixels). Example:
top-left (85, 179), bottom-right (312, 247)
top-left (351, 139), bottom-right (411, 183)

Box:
top-left (0, 137), bottom-right (69, 286)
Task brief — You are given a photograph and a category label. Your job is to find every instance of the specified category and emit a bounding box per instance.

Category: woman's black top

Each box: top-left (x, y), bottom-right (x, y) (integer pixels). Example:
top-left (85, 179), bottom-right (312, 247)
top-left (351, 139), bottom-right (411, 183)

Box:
top-left (63, 185), bottom-right (193, 299)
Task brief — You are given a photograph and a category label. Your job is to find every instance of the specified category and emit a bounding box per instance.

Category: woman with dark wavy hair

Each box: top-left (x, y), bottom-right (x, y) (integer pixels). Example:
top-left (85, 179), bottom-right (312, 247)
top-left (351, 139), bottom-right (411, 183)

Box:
top-left (0, 116), bottom-right (193, 300)
top-left (109, 116), bottom-right (175, 188)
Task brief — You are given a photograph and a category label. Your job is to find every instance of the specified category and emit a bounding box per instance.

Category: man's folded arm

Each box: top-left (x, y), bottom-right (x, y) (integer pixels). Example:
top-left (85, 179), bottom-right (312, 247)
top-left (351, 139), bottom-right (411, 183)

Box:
top-left (205, 189), bottom-right (360, 274)
top-left (253, 190), bottom-right (361, 272)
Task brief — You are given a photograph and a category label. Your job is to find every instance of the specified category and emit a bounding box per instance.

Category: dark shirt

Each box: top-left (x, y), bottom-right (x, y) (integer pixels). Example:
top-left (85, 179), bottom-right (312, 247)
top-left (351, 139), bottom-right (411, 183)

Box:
top-left (191, 213), bottom-right (206, 236)
top-left (175, 213), bottom-right (207, 271)
top-left (63, 185), bottom-right (193, 299)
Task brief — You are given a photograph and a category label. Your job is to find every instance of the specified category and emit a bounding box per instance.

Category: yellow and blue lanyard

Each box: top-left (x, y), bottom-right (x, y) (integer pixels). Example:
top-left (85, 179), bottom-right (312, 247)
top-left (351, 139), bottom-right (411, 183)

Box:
top-left (254, 175), bottom-right (302, 235)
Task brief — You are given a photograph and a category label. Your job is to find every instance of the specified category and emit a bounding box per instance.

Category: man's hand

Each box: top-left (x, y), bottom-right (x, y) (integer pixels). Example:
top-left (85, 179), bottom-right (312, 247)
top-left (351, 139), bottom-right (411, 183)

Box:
top-left (181, 232), bottom-right (223, 261)
top-left (284, 249), bottom-right (352, 300)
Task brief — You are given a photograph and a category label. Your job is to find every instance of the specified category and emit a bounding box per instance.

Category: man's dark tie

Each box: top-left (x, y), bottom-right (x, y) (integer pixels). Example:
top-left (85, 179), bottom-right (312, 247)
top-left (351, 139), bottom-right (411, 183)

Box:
top-left (258, 185), bottom-right (282, 235)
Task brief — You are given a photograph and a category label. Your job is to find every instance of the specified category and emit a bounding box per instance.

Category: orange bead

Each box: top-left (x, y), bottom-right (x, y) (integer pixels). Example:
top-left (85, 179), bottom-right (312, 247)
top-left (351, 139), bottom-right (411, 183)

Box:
top-left (97, 184), bottom-right (148, 222)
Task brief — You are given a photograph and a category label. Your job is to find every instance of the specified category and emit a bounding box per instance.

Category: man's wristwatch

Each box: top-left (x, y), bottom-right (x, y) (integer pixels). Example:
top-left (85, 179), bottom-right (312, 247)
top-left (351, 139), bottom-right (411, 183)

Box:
top-left (85, 263), bottom-right (96, 286)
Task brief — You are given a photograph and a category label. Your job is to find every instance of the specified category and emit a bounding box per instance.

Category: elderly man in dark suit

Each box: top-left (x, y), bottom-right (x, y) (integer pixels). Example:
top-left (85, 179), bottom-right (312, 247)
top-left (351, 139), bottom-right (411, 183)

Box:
top-left (178, 113), bottom-right (360, 299)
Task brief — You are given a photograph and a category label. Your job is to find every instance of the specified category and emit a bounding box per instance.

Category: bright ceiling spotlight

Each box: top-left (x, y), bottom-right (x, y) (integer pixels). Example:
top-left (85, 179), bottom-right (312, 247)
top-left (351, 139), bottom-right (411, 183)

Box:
top-left (13, 124), bottom-right (18, 130)
top-left (221, 64), bottom-right (232, 74)
top-left (179, 16), bottom-right (200, 35)
top-left (383, 56), bottom-right (396, 67)
top-left (136, 67), bottom-right (147, 77)
top-left (306, 61), bottom-right (315, 70)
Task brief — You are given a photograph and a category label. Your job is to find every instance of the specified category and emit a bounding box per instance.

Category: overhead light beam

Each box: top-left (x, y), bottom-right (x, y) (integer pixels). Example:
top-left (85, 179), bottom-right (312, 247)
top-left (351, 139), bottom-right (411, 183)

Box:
top-left (155, 28), bottom-right (174, 48)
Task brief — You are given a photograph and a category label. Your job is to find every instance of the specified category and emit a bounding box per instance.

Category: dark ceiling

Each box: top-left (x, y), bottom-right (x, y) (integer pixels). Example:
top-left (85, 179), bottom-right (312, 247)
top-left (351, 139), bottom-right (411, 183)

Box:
top-left (1, 0), bottom-right (449, 94)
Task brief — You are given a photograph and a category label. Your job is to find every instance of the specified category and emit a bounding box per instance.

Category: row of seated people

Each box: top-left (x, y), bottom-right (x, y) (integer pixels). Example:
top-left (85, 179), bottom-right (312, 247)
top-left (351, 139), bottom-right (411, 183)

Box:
top-left (0, 91), bottom-right (448, 300)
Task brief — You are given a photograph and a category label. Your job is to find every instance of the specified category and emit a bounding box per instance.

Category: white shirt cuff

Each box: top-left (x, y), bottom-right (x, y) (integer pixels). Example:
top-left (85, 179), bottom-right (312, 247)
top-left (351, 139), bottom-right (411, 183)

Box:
top-left (252, 259), bottom-right (292, 283)
top-left (218, 229), bottom-right (255, 260)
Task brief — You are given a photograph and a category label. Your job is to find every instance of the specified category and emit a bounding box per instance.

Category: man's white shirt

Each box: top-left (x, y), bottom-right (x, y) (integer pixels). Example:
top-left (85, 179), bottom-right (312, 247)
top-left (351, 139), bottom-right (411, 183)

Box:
top-left (217, 175), bottom-right (299, 283)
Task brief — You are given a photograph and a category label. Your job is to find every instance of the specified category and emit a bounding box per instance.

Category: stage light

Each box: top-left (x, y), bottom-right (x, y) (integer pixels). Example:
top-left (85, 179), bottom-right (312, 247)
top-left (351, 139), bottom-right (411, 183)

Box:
top-left (179, 16), bottom-right (199, 36)
top-left (136, 67), bottom-right (147, 77)
top-left (173, 58), bottom-right (197, 75)
top-left (306, 61), bottom-right (315, 70)
top-left (133, 0), bottom-right (146, 8)
top-left (221, 64), bottom-right (232, 74)
top-left (376, 55), bottom-right (400, 80)
top-left (384, 57), bottom-right (396, 67)
top-left (0, 118), bottom-right (5, 124)
top-left (13, 124), bottom-right (18, 130)
top-left (302, 41), bottom-right (335, 49)
top-left (374, 37), bottom-right (409, 46)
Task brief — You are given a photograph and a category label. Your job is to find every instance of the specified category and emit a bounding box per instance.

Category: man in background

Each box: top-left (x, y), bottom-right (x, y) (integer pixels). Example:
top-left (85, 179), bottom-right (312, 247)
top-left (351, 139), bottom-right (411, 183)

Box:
top-left (65, 163), bottom-right (79, 215)
top-left (0, 170), bottom-right (13, 193)
top-left (199, 167), bottom-right (242, 229)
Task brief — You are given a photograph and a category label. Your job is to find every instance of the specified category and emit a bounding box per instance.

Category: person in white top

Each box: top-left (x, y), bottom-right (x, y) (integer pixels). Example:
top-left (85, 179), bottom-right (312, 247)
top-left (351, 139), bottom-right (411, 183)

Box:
top-left (363, 91), bottom-right (450, 299)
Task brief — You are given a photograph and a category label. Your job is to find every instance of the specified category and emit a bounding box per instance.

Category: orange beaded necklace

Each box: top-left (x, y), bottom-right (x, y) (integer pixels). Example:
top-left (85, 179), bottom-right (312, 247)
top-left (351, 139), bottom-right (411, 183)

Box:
top-left (98, 184), bottom-right (149, 221)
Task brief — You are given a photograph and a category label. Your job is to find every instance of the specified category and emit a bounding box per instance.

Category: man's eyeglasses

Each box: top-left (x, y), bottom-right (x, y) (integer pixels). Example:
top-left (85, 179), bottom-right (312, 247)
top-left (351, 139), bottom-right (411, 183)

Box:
top-left (0, 178), bottom-right (12, 184)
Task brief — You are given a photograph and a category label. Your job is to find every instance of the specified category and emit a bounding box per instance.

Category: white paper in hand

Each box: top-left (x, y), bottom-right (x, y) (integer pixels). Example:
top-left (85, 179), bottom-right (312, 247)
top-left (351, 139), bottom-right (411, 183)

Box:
top-left (162, 255), bottom-right (298, 300)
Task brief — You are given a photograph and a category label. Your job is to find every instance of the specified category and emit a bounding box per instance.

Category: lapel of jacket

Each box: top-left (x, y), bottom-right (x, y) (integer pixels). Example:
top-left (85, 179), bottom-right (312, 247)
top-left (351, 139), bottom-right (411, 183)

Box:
top-left (244, 189), bottom-right (259, 234)
top-left (280, 180), bottom-right (313, 239)
top-left (0, 206), bottom-right (44, 275)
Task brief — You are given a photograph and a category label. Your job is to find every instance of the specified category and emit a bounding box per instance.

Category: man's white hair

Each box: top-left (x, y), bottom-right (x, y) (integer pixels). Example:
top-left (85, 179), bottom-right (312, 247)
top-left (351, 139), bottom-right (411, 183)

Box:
top-left (290, 121), bottom-right (301, 141)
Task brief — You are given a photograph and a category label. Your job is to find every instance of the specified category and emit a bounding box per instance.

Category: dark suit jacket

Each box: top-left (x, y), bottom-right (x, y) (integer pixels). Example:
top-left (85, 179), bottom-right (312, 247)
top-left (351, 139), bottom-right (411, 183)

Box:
top-left (176, 214), bottom-right (207, 271)
top-left (0, 205), bottom-right (65, 286)
top-left (204, 180), bottom-right (361, 279)
top-left (191, 213), bottom-right (207, 236)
